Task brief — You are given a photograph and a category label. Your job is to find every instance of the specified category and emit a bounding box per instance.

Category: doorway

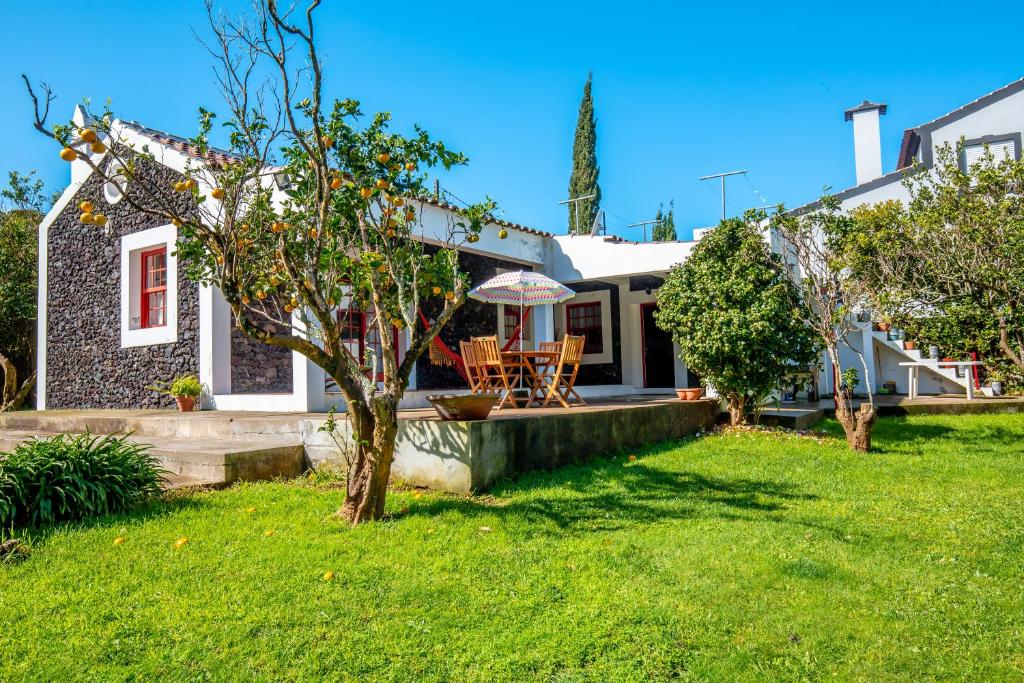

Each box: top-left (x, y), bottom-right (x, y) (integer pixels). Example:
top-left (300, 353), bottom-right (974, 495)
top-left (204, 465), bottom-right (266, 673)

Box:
top-left (640, 303), bottom-right (675, 388)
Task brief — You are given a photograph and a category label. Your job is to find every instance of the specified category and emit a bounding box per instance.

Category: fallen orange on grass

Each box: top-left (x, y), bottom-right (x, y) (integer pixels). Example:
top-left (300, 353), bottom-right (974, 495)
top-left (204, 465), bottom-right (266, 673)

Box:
top-left (322, 571), bottom-right (335, 581)
top-left (264, 529), bottom-right (275, 537)
top-left (113, 536), bottom-right (125, 546)
top-left (174, 537), bottom-right (189, 548)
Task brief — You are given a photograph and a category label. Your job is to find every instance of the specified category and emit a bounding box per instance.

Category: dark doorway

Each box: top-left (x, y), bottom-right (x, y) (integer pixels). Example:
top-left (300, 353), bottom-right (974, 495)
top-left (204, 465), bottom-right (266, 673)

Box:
top-left (640, 303), bottom-right (675, 388)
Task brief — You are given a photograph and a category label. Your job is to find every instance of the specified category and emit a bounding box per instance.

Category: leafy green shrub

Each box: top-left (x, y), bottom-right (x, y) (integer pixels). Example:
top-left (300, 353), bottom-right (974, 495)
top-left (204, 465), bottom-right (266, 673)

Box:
top-left (0, 433), bottom-right (166, 528)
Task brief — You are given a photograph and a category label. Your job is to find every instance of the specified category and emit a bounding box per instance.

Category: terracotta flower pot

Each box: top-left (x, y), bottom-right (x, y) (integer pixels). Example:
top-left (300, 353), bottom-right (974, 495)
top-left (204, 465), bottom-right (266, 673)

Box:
top-left (175, 396), bottom-right (196, 412)
top-left (904, 341), bottom-right (917, 351)
top-left (675, 388), bottom-right (704, 401)
top-left (427, 394), bottom-right (499, 421)
top-left (877, 322), bottom-right (891, 332)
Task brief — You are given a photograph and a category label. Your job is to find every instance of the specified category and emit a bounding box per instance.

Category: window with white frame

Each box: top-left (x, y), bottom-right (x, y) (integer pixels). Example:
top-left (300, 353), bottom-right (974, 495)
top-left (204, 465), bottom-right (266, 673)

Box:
top-left (562, 289), bottom-right (613, 364)
top-left (121, 224), bottom-right (178, 348)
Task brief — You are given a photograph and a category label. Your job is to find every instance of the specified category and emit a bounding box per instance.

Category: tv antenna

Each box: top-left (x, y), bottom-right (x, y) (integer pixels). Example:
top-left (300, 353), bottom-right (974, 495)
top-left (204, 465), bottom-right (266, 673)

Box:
top-left (699, 169), bottom-right (748, 221)
top-left (558, 193), bottom-right (597, 234)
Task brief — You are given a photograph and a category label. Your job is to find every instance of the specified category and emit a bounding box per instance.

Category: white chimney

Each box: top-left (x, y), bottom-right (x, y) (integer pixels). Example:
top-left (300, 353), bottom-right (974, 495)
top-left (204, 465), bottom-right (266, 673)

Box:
top-left (70, 104), bottom-right (94, 186)
top-left (844, 100), bottom-right (887, 185)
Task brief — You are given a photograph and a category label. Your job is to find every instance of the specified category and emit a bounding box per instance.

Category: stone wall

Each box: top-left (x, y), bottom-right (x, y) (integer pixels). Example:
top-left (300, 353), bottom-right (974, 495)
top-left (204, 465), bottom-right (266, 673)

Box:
top-left (46, 152), bottom-right (199, 409)
top-left (415, 250), bottom-right (535, 391)
top-left (230, 322), bottom-right (294, 394)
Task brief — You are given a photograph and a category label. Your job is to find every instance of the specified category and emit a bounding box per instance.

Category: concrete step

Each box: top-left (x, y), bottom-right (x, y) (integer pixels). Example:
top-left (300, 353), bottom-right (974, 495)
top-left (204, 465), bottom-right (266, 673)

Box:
top-left (0, 429), bottom-right (305, 488)
top-left (0, 410), bottom-right (308, 441)
top-left (756, 407), bottom-right (825, 430)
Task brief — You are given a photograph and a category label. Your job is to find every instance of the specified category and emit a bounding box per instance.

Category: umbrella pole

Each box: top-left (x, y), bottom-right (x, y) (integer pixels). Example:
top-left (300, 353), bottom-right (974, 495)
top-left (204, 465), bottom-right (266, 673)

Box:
top-left (520, 292), bottom-right (525, 351)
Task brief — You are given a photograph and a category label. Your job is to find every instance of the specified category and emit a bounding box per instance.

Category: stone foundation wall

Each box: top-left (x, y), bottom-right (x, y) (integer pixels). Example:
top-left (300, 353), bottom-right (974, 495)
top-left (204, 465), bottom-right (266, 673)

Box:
top-left (46, 152), bottom-right (199, 409)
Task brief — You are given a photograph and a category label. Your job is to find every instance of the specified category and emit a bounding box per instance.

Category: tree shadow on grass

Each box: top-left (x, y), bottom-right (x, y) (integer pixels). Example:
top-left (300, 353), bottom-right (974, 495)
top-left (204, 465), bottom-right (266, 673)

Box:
top-left (7, 494), bottom-right (209, 548)
top-left (866, 416), bottom-right (1024, 455)
top-left (405, 451), bottom-right (848, 540)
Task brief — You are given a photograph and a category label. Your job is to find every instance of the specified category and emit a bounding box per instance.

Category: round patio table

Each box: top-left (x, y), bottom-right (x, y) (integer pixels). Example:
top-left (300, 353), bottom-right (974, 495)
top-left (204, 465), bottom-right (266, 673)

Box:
top-left (501, 349), bottom-right (559, 407)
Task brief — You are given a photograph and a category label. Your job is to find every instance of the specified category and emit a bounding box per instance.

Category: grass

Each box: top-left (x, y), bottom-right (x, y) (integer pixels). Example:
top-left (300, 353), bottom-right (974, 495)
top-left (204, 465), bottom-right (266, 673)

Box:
top-left (2, 414), bottom-right (1024, 681)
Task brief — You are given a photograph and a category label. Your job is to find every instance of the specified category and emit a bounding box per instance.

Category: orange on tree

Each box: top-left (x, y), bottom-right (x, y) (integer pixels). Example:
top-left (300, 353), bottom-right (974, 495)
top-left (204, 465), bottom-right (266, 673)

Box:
top-left (90, 141), bottom-right (107, 154)
top-left (377, 152), bottom-right (390, 163)
top-left (431, 286), bottom-right (442, 295)
top-left (405, 162), bottom-right (416, 171)
top-left (330, 177), bottom-right (343, 190)
top-left (211, 187), bottom-right (225, 200)
top-left (359, 187), bottom-right (374, 199)
top-left (60, 147), bottom-right (77, 162)
top-left (78, 127), bottom-right (97, 143)
top-left (375, 178), bottom-right (389, 190)
top-left (445, 291), bottom-right (455, 301)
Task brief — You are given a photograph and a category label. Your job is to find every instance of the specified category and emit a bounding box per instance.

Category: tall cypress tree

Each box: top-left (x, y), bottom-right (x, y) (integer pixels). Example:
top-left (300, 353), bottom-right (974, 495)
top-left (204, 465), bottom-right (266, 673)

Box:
top-left (653, 200), bottom-right (678, 241)
top-left (567, 72), bottom-right (601, 234)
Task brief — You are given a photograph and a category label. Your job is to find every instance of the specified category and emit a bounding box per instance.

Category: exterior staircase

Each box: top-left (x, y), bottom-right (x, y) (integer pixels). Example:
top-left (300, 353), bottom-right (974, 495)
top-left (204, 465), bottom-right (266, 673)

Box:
top-left (871, 331), bottom-right (975, 395)
top-left (0, 411), bottom-right (307, 490)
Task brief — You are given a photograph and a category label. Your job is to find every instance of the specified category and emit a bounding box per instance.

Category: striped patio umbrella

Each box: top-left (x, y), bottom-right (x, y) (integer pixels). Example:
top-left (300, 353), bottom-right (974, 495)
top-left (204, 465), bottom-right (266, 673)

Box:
top-left (468, 270), bottom-right (575, 349)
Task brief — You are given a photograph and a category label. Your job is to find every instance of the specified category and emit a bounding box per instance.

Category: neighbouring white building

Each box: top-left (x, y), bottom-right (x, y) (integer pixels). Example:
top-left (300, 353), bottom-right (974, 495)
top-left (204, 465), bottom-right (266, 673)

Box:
top-left (790, 76), bottom-right (1024, 397)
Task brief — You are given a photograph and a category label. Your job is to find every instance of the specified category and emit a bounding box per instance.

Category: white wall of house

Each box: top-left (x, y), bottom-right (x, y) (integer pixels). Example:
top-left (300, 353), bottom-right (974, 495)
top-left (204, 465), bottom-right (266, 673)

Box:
top-left (547, 234), bottom-right (694, 282)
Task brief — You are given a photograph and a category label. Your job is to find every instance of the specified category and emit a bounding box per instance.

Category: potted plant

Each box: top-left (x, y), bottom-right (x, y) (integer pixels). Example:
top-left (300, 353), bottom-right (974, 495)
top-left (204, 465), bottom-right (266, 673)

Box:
top-left (426, 393), bottom-right (500, 420)
top-left (987, 368), bottom-right (1006, 397)
top-left (675, 388), bottom-right (705, 400)
top-left (876, 320), bottom-right (891, 333)
top-left (904, 340), bottom-right (917, 351)
top-left (150, 374), bottom-right (203, 412)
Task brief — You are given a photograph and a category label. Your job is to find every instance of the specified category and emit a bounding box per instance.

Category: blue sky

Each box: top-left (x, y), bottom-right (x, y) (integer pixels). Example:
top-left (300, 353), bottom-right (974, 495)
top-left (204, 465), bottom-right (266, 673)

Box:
top-left (2, 1), bottom-right (1022, 239)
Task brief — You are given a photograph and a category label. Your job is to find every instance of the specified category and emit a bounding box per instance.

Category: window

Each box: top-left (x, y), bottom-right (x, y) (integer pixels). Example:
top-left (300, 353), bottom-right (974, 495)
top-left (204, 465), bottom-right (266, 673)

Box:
top-left (140, 247), bottom-right (168, 328)
top-left (567, 302), bottom-right (603, 354)
top-left (336, 308), bottom-right (398, 382)
top-left (120, 224), bottom-right (177, 348)
top-left (961, 138), bottom-right (1017, 172)
top-left (502, 306), bottom-right (530, 343)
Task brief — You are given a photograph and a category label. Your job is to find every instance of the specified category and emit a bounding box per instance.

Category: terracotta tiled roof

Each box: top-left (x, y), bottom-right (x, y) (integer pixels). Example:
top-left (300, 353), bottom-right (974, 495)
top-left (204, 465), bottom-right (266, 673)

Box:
top-left (122, 121), bottom-right (241, 167)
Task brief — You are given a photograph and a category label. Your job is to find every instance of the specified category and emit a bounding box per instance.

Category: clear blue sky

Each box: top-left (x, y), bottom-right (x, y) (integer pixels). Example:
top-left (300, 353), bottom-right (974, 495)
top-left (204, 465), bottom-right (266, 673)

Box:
top-left (2, 1), bottom-right (1022, 240)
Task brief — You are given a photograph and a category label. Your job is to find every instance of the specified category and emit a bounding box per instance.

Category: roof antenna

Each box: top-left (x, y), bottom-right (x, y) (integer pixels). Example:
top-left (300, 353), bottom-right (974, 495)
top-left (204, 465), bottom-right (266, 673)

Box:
top-left (698, 169), bottom-right (748, 221)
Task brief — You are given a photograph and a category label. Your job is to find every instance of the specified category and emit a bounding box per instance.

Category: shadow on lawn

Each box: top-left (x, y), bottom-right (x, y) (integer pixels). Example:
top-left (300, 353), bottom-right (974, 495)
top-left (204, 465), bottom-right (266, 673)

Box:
top-left (407, 451), bottom-right (843, 538)
top-left (864, 416), bottom-right (1024, 455)
top-left (9, 494), bottom-right (209, 548)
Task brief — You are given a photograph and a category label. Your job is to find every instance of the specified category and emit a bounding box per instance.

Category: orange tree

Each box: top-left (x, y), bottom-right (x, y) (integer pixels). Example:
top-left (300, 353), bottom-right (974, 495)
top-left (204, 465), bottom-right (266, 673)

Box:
top-left (25, 0), bottom-right (497, 523)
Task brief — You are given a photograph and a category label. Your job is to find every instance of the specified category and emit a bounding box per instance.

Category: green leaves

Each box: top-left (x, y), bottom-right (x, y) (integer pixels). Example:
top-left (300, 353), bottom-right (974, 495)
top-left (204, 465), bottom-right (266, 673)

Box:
top-left (655, 218), bottom-right (819, 422)
top-left (0, 433), bottom-right (166, 528)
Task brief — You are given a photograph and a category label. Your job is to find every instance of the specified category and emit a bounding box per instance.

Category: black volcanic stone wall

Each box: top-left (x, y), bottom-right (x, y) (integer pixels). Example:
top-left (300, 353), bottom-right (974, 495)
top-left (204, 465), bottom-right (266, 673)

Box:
top-left (415, 251), bottom-right (534, 391)
top-left (46, 151), bottom-right (199, 409)
top-left (231, 321), bottom-right (293, 394)
top-left (565, 280), bottom-right (622, 386)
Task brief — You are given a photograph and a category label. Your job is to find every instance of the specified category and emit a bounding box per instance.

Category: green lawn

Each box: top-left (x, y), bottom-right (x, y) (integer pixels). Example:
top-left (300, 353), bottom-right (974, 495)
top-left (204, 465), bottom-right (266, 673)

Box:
top-left (2, 414), bottom-right (1024, 681)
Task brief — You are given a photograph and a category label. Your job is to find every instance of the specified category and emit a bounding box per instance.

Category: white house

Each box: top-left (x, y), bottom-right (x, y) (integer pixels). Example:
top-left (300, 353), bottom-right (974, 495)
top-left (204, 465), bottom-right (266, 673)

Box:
top-left (35, 108), bottom-right (700, 412)
top-left (790, 76), bottom-right (1024, 397)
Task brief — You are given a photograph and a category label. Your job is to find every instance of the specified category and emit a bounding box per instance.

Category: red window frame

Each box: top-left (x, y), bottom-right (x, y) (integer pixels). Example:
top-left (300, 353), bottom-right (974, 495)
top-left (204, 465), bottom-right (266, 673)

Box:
top-left (337, 308), bottom-right (399, 382)
top-left (140, 247), bottom-right (168, 329)
top-left (566, 301), bottom-right (603, 354)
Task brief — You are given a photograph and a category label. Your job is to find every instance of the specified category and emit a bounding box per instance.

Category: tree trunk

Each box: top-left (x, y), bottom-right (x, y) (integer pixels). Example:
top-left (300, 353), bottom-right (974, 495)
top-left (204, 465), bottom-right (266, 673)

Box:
top-left (834, 395), bottom-right (877, 452)
top-left (339, 395), bottom-right (399, 524)
top-left (727, 394), bottom-right (748, 426)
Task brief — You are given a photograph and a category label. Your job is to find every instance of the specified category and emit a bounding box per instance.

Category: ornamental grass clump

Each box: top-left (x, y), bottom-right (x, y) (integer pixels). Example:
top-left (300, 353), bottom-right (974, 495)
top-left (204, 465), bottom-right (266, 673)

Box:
top-left (0, 433), bottom-right (166, 528)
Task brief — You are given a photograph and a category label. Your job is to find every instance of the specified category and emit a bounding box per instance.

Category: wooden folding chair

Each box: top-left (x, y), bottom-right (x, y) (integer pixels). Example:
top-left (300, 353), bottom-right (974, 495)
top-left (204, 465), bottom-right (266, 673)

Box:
top-left (472, 336), bottom-right (521, 409)
top-left (528, 340), bottom-right (562, 404)
top-left (460, 340), bottom-right (483, 393)
top-left (540, 334), bottom-right (587, 408)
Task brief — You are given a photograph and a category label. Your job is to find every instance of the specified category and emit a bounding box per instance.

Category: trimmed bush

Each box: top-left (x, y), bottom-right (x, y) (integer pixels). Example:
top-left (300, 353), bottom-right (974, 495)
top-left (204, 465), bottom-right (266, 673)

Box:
top-left (0, 433), bottom-right (166, 528)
